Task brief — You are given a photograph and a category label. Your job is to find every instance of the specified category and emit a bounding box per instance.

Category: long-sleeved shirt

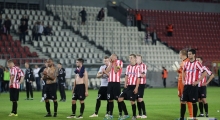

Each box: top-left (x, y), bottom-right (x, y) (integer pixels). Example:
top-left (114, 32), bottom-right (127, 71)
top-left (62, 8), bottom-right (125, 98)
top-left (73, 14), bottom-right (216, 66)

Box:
top-left (25, 68), bottom-right (34, 82)
top-left (57, 68), bottom-right (66, 83)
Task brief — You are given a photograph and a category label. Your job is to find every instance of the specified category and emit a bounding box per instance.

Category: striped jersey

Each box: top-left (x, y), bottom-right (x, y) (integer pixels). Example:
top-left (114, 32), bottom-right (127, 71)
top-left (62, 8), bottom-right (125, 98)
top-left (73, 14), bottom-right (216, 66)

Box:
top-left (108, 60), bottom-right (123, 82)
top-left (198, 66), bottom-right (212, 87)
top-left (125, 64), bottom-right (140, 85)
top-left (138, 63), bottom-right (147, 84)
top-left (10, 66), bottom-right (24, 89)
top-left (183, 60), bottom-right (203, 85)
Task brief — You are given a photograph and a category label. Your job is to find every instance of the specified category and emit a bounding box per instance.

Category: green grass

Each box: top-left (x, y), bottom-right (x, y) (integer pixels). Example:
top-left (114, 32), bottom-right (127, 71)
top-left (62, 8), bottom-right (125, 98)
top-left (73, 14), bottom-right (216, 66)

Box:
top-left (0, 87), bottom-right (220, 120)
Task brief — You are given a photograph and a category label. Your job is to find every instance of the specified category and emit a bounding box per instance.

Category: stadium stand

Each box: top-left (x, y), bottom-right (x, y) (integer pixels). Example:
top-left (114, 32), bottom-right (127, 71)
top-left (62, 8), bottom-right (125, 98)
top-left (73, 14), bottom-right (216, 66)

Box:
top-left (0, 34), bottom-right (46, 66)
top-left (128, 9), bottom-right (220, 64)
top-left (46, 5), bottom-right (180, 71)
top-left (1, 9), bottom-right (108, 65)
top-left (161, 0), bottom-right (220, 3)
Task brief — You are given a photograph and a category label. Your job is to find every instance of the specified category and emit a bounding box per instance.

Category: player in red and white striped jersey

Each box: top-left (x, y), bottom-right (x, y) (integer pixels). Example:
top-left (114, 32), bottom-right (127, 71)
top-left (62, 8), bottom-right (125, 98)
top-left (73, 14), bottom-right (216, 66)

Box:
top-left (136, 54), bottom-right (147, 119)
top-left (118, 54), bottom-right (140, 120)
top-left (196, 57), bottom-right (215, 117)
top-left (7, 60), bottom-right (24, 117)
top-left (104, 54), bottom-right (123, 119)
top-left (180, 49), bottom-right (207, 120)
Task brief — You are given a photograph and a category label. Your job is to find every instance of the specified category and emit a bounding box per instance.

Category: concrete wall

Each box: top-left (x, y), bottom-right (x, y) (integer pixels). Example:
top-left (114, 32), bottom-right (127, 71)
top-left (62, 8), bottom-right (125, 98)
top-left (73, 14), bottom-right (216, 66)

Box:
top-left (1, 0), bottom-right (219, 13)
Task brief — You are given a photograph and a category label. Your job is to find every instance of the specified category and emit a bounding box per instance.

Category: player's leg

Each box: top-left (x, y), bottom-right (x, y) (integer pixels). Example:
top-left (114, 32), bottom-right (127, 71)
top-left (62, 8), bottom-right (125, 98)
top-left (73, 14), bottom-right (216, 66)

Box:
top-left (77, 100), bottom-right (85, 118)
top-left (198, 89), bottom-right (204, 117)
top-left (118, 88), bottom-right (129, 120)
top-left (41, 85), bottom-right (45, 102)
top-left (115, 83), bottom-right (122, 117)
top-left (187, 102), bottom-right (193, 117)
top-left (191, 85), bottom-right (199, 118)
top-left (180, 86), bottom-right (189, 120)
top-left (202, 87), bottom-right (208, 117)
top-left (52, 84), bottom-right (58, 117)
top-left (62, 83), bottom-right (66, 101)
top-left (66, 100), bottom-right (77, 118)
top-left (90, 88), bottom-right (102, 117)
top-left (9, 88), bottom-right (19, 116)
top-left (76, 84), bottom-right (86, 118)
top-left (106, 83), bottom-right (114, 117)
top-left (44, 85), bottom-right (51, 117)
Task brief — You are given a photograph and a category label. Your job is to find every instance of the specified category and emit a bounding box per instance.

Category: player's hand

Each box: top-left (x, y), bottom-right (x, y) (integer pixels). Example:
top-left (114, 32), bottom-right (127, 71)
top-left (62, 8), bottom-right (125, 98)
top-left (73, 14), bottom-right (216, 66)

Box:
top-left (124, 84), bottom-right (127, 88)
top-left (182, 80), bottom-right (185, 85)
top-left (85, 91), bottom-right (88, 97)
top-left (192, 81), bottom-right (199, 86)
top-left (202, 82), bottom-right (207, 86)
top-left (43, 71), bottom-right (47, 75)
top-left (133, 88), bottom-right (138, 94)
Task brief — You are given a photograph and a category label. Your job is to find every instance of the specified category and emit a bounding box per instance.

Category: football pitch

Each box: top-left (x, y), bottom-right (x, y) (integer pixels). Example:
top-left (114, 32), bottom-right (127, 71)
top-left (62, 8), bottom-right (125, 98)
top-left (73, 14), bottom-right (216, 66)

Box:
top-left (0, 87), bottom-right (219, 120)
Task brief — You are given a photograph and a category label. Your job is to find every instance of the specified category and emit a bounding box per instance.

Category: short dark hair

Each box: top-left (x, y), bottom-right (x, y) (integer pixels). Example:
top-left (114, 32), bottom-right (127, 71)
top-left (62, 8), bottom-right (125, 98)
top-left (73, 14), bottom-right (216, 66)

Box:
top-left (104, 56), bottom-right (109, 59)
top-left (58, 62), bottom-right (62, 65)
top-left (7, 59), bottom-right (14, 63)
top-left (197, 57), bottom-right (203, 61)
top-left (48, 58), bottom-right (53, 61)
top-left (188, 49), bottom-right (196, 55)
top-left (77, 58), bottom-right (84, 64)
top-left (129, 54), bottom-right (136, 58)
top-left (136, 54), bottom-right (142, 59)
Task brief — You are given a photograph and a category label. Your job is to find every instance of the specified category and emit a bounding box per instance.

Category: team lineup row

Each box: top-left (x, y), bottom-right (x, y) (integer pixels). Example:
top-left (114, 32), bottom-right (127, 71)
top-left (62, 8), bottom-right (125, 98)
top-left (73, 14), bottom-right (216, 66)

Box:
top-left (6, 50), bottom-right (214, 120)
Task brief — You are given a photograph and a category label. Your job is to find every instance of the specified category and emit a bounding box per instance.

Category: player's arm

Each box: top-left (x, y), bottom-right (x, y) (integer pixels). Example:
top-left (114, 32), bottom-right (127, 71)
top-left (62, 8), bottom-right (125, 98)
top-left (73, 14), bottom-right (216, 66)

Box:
top-left (9, 75), bottom-right (15, 86)
top-left (205, 74), bottom-right (214, 85)
top-left (103, 70), bottom-right (110, 77)
top-left (84, 71), bottom-right (89, 96)
top-left (105, 62), bottom-right (112, 73)
top-left (134, 77), bottom-right (140, 94)
top-left (182, 70), bottom-right (185, 84)
top-left (193, 62), bottom-right (205, 86)
top-left (72, 79), bottom-right (76, 93)
top-left (124, 75), bottom-right (128, 88)
top-left (19, 76), bottom-right (24, 84)
top-left (96, 72), bottom-right (103, 78)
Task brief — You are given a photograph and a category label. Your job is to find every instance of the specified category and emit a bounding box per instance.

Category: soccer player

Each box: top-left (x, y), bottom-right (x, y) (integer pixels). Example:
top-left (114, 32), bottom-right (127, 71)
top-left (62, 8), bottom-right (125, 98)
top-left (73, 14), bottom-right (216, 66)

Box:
top-left (118, 54), bottom-right (140, 120)
top-left (38, 61), bottom-right (47, 102)
top-left (196, 57), bottom-right (215, 117)
top-left (180, 49), bottom-right (206, 120)
top-left (67, 58), bottom-right (88, 119)
top-left (57, 63), bottom-right (66, 102)
top-left (7, 59), bottom-right (24, 117)
top-left (42, 59), bottom-right (58, 117)
top-left (103, 54), bottom-right (123, 120)
top-left (136, 54), bottom-right (147, 119)
top-left (24, 62), bottom-right (34, 100)
top-left (89, 56), bottom-right (110, 117)
top-left (177, 49), bottom-right (193, 117)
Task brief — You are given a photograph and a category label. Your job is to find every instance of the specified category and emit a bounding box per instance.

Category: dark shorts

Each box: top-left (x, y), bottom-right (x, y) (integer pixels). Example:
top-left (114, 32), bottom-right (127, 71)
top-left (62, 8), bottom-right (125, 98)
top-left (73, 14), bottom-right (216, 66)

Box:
top-left (10, 88), bottom-right (19, 101)
top-left (45, 83), bottom-right (57, 100)
top-left (97, 86), bottom-right (108, 100)
top-left (72, 84), bottom-right (85, 100)
top-left (198, 86), bottom-right (207, 99)
top-left (181, 85), bottom-right (198, 103)
top-left (137, 84), bottom-right (145, 98)
top-left (107, 82), bottom-right (121, 100)
top-left (119, 85), bottom-right (137, 101)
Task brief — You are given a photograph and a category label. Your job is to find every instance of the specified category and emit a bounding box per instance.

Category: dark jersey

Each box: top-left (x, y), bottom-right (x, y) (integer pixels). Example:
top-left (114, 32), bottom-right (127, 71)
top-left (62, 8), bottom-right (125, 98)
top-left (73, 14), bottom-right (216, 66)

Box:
top-left (57, 68), bottom-right (66, 83)
top-left (25, 68), bottom-right (34, 82)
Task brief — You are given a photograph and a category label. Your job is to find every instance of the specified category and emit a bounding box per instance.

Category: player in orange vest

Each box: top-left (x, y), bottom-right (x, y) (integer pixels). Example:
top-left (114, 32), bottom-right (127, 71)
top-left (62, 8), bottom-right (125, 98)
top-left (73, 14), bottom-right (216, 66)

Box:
top-left (177, 49), bottom-right (193, 117)
top-left (162, 67), bottom-right (168, 88)
top-left (166, 24), bottom-right (173, 36)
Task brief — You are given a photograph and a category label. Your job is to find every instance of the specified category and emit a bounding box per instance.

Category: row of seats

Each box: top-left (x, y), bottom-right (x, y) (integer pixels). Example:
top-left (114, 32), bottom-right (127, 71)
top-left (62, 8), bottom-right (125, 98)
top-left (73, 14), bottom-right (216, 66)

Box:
top-left (51, 53), bottom-right (103, 59)
top-left (4, 9), bottom-right (46, 15)
top-left (2, 14), bottom-right (54, 21)
top-left (41, 47), bottom-right (94, 53)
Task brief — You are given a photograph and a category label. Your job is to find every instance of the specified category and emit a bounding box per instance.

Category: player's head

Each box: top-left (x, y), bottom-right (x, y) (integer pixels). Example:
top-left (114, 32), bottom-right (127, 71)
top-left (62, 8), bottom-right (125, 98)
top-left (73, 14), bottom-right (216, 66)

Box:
top-left (25, 62), bottom-right (29, 68)
top-left (110, 54), bottom-right (118, 62)
top-left (7, 59), bottom-right (14, 69)
top-left (35, 64), bottom-right (38, 68)
top-left (47, 58), bottom-right (53, 67)
top-left (187, 49), bottom-right (196, 60)
top-left (162, 66), bottom-right (165, 70)
top-left (179, 49), bottom-right (188, 59)
top-left (129, 54), bottom-right (136, 65)
top-left (136, 54), bottom-right (142, 64)
top-left (76, 58), bottom-right (84, 67)
top-left (44, 60), bottom-right (48, 67)
top-left (57, 63), bottom-right (62, 69)
top-left (103, 56), bottom-right (109, 66)
top-left (196, 57), bottom-right (203, 64)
